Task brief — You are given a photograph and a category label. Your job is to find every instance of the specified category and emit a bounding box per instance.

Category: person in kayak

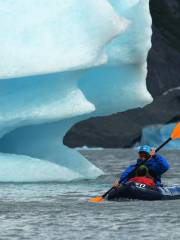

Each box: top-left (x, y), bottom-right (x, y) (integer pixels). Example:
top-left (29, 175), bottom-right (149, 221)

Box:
top-left (128, 165), bottom-right (155, 187)
top-left (113, 145), bottom-right (170, 187)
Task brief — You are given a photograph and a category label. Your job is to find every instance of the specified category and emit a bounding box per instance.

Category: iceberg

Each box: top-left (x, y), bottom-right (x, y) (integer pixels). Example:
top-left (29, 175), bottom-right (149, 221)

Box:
top-left (141, 123), bottom-right (180, 149)
top-left (0, 0), bottom-right (152, 182)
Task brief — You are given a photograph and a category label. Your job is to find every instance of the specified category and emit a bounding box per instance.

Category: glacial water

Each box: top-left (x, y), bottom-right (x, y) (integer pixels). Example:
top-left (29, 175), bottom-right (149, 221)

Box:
top-left (0, 148), bottom-right (180, 240)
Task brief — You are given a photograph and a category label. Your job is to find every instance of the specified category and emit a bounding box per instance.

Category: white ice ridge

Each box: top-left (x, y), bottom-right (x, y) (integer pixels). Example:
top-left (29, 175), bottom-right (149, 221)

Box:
top-left (0, 0), bottom-right (152, 182)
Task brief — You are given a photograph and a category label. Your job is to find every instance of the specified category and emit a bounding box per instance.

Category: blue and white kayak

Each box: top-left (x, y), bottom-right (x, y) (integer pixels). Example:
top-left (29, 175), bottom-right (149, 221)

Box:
top-left (107, 182), bottom-right (180, 201)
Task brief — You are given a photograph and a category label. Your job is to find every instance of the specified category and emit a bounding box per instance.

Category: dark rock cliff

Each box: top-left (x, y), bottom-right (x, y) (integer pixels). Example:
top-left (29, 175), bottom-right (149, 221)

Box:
top-left (64, 0), bottom-right (180, 148)
top-left (147, 0), bottom-right (180, 97)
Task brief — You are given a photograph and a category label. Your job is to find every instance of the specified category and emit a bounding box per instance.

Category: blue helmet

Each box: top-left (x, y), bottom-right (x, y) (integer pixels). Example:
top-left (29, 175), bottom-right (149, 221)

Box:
top-left (138, 145), bottom-right (151, 155)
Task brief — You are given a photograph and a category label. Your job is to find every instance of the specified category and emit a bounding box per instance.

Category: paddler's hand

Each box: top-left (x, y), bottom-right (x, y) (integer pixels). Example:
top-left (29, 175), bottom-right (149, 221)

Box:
top-left (112, 179), bottom-right (120, 188)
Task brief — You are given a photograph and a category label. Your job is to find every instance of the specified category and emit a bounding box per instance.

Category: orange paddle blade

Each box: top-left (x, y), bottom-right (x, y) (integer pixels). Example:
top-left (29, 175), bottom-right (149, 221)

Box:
top-left (88, 196), bottom-right (104, 203)
top-left (171, 122), bottom-right (180, 140)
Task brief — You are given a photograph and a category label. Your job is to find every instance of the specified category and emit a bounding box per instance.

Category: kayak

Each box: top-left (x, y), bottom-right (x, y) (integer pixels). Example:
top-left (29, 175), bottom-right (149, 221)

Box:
top-left (106, 182), bottom-right (180, 201)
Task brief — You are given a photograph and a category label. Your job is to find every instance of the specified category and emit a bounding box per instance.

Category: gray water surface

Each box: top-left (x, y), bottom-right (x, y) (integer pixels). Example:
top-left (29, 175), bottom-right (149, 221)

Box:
top-left (0, 149), bottom-right (180, 240)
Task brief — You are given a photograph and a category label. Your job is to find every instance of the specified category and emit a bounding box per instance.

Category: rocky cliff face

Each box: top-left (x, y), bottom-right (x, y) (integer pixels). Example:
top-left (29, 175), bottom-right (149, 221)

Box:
top-left (147, 0), bottom-right (180, 97)
top-left (64, 0), bottom-right (180, 148)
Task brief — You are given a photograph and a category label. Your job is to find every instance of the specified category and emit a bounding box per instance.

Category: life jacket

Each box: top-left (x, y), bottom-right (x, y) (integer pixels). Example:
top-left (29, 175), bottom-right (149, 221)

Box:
top-left (128, 176), bottom-right (155, 187)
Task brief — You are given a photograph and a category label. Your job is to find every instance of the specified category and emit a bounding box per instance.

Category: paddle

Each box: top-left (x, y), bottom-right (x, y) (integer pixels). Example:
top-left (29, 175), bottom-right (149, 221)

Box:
top-left (89, 122), bottom-right (180, 203)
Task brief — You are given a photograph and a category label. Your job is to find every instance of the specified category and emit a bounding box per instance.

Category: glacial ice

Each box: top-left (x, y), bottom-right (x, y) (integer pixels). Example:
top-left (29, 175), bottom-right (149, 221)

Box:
top-left (141, 123), bottom-right (180, 149)
top-left (0, 0), bottom-right (152, 182)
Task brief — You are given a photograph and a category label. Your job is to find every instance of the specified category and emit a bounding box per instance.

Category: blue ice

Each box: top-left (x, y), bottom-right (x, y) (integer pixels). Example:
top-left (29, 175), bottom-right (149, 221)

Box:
top-left (0, 0), bottom-right (152, 182)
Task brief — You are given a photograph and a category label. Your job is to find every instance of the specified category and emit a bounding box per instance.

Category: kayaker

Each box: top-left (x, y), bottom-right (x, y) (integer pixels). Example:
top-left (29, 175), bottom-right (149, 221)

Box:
top-left (128, 165), bottom-right (155, 187)
top-left (113, 145), bottom-right (170, 187)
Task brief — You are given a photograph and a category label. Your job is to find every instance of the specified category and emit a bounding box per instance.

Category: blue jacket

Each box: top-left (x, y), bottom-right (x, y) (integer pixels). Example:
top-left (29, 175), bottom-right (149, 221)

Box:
top-left (119, 154), bottom-right (170, 186)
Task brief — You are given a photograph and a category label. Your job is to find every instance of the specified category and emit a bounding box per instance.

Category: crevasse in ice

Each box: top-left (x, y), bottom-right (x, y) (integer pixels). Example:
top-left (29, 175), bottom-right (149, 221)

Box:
top-left (0, 0), bottom-right (152, 182)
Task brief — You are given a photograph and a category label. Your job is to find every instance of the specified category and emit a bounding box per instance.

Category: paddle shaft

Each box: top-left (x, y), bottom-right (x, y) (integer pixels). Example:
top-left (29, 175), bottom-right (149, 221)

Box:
top-left (155, 137), bottom-right (171, 152)
top-left (102, 187), bottom-right (114, 198)
top-left (102, 137), bottom-right (172, 199)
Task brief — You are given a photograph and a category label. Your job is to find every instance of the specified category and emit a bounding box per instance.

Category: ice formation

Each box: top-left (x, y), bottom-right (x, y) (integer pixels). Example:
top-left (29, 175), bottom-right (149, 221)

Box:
top-left (0, 0), bottom-right (152, 182)
top-left (141, 123), bottom-right (180, 149)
